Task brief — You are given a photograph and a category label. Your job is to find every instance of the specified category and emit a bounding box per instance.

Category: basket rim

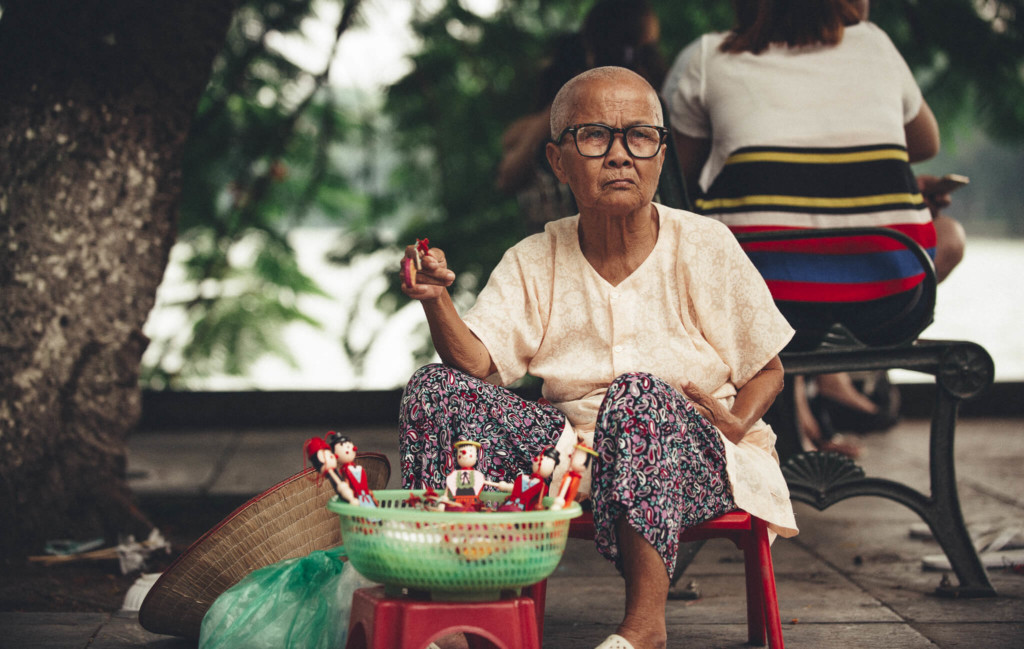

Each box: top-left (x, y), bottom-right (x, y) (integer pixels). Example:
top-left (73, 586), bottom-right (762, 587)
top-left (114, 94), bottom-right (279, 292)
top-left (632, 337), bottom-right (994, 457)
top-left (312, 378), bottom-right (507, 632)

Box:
top-left (327, 489), bottom-right (582, 523)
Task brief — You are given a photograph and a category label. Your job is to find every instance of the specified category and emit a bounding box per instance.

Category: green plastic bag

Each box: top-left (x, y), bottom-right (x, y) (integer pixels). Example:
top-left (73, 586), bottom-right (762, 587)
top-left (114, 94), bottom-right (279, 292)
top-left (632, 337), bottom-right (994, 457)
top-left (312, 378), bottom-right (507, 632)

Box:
top-left (199, 546), bottom-right (375, 649)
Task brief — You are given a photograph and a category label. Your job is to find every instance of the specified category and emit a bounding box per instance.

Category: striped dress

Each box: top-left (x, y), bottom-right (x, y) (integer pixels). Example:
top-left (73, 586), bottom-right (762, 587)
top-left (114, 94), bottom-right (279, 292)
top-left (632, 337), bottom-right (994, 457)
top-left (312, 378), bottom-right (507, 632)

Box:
top-left (696, 143), bottom-right (935, 303)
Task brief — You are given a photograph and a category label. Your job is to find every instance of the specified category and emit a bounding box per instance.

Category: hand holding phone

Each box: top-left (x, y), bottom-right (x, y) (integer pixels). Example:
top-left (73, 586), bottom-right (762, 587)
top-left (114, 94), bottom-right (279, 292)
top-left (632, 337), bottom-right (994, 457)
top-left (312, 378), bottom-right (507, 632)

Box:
top-left (917, 174), bottom-right (968, 216)
top-left (921, 173), bottom-right (969, 196)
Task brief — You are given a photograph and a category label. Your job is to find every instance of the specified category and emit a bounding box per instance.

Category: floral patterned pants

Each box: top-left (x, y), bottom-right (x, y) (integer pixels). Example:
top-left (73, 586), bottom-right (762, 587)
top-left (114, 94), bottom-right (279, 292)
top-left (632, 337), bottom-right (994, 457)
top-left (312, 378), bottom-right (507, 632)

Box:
top-left (591, 372), bottom-right (735, 576)
top-left (398, 365), bottom-right (735, 576)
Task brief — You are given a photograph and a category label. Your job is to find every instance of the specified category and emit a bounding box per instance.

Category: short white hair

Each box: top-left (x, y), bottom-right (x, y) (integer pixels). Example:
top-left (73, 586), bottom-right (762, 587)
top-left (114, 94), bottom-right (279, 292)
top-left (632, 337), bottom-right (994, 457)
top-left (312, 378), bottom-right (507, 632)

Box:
top-left (549, 66), bottom-right (663, 139)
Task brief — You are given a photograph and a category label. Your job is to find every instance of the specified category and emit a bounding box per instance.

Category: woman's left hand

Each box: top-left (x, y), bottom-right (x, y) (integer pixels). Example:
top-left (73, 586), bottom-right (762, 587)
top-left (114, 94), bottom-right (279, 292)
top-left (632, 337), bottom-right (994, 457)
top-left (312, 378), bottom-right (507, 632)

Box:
top-left (680, 381), bottom-right (747, 444)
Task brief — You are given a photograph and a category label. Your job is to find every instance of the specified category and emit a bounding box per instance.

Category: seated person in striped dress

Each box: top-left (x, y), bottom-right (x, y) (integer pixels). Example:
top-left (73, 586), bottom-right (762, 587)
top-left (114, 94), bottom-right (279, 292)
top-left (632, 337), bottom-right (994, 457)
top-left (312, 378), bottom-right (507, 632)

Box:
top-left (662, 0), bottom-right (965, 452)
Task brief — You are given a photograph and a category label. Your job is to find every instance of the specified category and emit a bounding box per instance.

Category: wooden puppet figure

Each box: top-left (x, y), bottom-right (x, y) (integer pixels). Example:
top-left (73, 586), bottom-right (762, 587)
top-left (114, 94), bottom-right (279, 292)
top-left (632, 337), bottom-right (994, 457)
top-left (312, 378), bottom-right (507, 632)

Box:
top-left (304, 437), bottom-right (358, 506)
top-left (551, 442), bottom-right (599, 510)
top-left (500, 446), bottom-right (561, 511)
top-left (401, 238), bottom-right (432, 287)
top-left (327, 431), bottom-right (377, 508)
top-left (445, 440), bottom-right (512, 508)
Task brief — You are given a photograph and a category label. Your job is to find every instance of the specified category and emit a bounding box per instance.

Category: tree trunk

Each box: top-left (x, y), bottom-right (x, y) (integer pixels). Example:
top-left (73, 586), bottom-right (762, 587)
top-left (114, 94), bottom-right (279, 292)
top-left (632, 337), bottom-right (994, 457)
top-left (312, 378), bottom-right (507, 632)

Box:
top-left (0, 0), bottom-right (238, 559)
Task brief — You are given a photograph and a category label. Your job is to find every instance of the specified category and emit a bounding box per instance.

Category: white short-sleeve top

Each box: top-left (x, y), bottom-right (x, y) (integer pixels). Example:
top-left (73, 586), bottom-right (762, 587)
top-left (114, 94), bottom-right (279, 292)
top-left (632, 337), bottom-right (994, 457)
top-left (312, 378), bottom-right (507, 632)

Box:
top-left (462, 203), bottom-right (798, 536)
top-left (663, 22), bottom-right (923, 193)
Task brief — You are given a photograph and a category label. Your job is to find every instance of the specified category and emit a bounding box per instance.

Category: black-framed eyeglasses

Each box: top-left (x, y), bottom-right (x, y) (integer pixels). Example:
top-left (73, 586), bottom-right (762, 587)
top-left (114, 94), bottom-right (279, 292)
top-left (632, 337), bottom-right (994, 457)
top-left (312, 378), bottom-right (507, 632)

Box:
top-left (555, 123), bottom-right (669, 159)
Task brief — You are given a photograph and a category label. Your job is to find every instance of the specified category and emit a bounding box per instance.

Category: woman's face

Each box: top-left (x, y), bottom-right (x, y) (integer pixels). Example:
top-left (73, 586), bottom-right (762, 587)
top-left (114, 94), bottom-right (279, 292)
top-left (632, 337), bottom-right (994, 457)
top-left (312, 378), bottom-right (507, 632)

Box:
top-left (546, 75), bottom-right (664, 218)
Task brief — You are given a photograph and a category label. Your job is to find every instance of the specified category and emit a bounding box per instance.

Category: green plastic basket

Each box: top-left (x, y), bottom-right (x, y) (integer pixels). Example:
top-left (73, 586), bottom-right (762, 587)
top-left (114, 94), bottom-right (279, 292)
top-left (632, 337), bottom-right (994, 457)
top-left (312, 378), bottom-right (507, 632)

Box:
top-left (327, 489), bottom-right (582, 601)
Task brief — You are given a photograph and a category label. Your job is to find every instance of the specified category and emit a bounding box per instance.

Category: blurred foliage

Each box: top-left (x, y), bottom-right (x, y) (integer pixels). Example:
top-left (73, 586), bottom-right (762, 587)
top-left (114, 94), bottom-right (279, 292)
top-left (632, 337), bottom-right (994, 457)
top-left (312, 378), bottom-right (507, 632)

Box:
top-left (143, 0), bottom-right (381, 388)
top-left (871, 0), bottom-right (1024, 142)
top-left (143, 0), bottom-right (1024, 389)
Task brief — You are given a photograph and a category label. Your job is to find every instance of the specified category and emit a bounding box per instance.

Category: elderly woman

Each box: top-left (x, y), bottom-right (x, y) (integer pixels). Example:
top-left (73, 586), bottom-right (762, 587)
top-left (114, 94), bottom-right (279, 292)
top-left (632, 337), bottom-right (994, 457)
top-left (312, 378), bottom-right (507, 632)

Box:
top-left (399, 66), bottom-right (797, 649)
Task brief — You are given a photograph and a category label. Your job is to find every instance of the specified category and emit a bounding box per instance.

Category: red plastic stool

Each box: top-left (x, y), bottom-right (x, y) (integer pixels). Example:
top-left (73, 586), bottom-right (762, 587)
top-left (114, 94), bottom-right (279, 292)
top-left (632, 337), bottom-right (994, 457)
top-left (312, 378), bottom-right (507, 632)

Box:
top-left (345, 585), bottom-right (541, 649)
top-left (523, 510), bottom-right (784, 648)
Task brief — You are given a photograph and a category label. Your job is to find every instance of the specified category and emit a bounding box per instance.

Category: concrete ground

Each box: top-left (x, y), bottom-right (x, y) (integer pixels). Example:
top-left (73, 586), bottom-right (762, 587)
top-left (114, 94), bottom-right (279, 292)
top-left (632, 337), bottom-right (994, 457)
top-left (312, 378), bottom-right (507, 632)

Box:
top-left (1, 416), bottom-right (1021, 648)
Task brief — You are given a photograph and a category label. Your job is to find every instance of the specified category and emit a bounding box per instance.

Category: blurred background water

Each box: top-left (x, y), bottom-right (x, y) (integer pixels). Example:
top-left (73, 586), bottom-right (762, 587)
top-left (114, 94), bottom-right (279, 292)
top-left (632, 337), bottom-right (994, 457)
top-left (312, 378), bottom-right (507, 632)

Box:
top-left (142, 231), bottom-right (1024, 390)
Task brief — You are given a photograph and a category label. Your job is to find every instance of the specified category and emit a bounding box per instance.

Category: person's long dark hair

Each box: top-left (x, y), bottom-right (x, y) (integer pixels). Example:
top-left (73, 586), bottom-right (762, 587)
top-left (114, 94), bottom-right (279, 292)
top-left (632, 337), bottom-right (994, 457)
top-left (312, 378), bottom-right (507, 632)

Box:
top-left (721, 0), bottom-right (862, 54)
top-left (535, 32), bottom-right (588, 109)
top-left (582, 0), bottom-right (667, 89)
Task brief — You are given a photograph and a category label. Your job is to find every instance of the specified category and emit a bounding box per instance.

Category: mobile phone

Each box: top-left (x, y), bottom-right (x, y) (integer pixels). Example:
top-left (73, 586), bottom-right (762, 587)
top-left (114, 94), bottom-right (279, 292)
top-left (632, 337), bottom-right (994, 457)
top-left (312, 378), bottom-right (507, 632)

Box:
top-left (926, 173), bottom-right (970, 195)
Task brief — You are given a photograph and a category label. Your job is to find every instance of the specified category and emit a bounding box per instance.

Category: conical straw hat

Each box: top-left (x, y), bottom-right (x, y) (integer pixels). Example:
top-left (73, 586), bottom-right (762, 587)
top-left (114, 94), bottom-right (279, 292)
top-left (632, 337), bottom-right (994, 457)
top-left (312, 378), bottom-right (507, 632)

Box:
top-left (139, 453), bottom-right (390, 640)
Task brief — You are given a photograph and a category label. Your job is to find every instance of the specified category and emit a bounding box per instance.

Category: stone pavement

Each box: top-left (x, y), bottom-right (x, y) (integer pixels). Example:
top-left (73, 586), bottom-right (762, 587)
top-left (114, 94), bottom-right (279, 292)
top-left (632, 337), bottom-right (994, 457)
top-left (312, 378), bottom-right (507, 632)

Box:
top-left (1, 416), bottom-right (1022, 648)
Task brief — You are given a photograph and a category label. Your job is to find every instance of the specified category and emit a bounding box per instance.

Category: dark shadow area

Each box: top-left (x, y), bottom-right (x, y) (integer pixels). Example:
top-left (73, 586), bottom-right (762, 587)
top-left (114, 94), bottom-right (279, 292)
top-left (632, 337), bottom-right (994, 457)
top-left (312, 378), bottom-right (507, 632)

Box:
top-left (138, 382), bottom-right (1022, 431)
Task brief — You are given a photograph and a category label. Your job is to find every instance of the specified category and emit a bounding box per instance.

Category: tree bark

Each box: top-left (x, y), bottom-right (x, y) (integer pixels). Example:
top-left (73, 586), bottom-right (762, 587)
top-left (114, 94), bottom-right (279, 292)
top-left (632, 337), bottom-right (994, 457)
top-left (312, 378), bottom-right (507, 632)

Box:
top-left (0, 0), bottom-right (238, 559)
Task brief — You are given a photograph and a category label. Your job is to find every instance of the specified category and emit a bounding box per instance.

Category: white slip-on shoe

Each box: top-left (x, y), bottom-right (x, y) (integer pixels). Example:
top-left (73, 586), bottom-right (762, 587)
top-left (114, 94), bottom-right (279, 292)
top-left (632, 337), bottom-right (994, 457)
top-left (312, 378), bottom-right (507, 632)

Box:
top-left (595, 634), bottom-right (635, 649)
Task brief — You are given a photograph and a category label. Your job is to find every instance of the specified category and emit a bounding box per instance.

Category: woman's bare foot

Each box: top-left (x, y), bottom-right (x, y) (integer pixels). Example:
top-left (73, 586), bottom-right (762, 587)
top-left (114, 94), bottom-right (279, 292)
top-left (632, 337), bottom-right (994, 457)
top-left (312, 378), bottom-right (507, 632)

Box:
top-left (795, 376), bottom-right (862, 458)
top-left (615, 620), bottom-right (666, 649)
top-left (794, 375), bottom-right (823, 447)
top-left (815, 373), bottom-right (879, 415)
top-left (818, 439), bottom-right (861, 459)
top-left (429, 633), bottom-right (469, 649)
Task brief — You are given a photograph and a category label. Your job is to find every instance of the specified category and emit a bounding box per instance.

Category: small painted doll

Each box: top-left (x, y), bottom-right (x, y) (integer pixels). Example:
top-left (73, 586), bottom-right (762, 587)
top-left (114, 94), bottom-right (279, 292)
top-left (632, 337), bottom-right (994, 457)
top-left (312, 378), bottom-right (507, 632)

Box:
top-left (500, 446), bottom-right (561, 511)
top-left (304, 436), bottom-right (358, 506)
top-left (400, 238), bottom-right (431, 287)
top-left (444, 440), bottom-right (512, 509)
top-left (551, 442), bottom-right (598, 510)
top-left (327, 431), bottom-right (377, 508)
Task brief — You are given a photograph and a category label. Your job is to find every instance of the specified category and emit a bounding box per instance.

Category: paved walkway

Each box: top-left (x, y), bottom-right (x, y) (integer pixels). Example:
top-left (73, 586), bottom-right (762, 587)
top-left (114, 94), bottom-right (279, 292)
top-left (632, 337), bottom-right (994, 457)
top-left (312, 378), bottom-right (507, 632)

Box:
top-left (2, 416), bottom-right (1022, 648)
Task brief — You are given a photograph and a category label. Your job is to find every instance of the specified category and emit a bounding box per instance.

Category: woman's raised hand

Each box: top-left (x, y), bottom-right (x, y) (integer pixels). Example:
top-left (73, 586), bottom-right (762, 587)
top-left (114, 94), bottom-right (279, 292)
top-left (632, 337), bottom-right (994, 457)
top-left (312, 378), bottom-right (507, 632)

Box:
top-left (400, 240), bottom-right (455, 301)
top-left (400, 239), bottom-right (496, 378)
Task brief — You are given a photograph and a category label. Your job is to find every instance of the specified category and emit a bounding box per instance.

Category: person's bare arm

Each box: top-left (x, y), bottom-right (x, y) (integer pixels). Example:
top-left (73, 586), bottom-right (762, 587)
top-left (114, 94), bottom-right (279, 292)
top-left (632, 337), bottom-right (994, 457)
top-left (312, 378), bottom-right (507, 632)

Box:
top-left (672, 130), bottom-right (711, 207)
top-left (421, 291), bottom-right (496, 379)
top-left (905, 100), bottom-right (940, 163)
top-left (681, 355), bottom-right (785, 444)
top-left (496, 107), bottom-right (552, 194)
top-left (401, 244), bottom-right (496, 379)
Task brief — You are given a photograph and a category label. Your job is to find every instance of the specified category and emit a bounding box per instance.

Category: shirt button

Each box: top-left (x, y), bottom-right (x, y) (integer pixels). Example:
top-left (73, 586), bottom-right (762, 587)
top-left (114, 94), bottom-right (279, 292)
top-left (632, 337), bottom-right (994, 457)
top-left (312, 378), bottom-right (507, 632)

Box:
top-left (613, 345), bottom-right (623, 353)
top-left (610, 292), bottom-right (618, 301)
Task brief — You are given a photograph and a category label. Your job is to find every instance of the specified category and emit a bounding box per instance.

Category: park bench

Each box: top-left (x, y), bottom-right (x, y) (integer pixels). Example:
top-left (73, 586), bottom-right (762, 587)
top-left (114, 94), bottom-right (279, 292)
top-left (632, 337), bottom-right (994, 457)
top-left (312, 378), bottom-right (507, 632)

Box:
top-left (655, 132), bottom-right (998, 598)
top-left (735, 227), bottom-right (997, 598)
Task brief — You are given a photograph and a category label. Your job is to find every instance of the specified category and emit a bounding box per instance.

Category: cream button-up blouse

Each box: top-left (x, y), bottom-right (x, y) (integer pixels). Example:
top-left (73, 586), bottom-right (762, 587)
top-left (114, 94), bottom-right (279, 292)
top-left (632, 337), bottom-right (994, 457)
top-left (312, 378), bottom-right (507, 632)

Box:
top-left (463, 203), bottom-right (798, 538)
